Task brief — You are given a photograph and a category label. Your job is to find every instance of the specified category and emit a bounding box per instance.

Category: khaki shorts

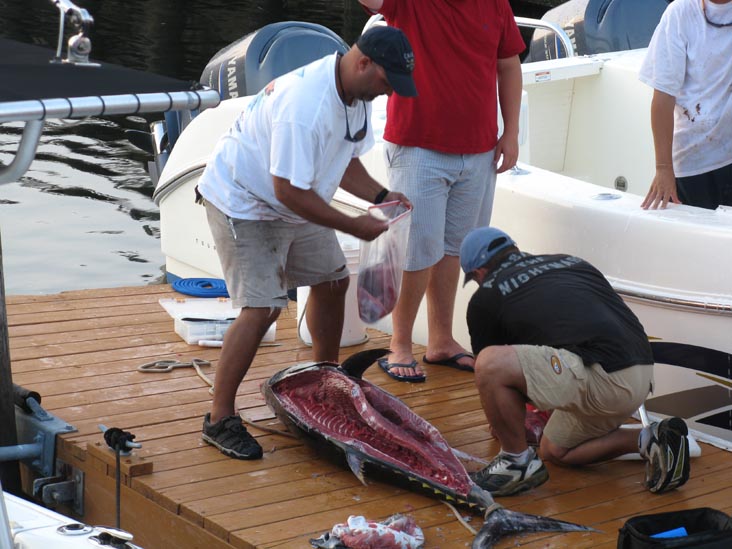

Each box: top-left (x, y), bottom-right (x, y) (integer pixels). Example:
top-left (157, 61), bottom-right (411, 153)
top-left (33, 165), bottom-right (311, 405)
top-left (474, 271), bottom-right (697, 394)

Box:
top-left (515, 345), bottom-right (654, 449)
top-left (206, 202), bottom-right (349, 309)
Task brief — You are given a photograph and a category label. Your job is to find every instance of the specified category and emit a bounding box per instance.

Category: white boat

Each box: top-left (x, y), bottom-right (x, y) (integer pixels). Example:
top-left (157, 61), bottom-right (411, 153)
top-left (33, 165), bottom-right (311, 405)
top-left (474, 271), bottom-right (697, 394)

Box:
top-left (1, 487), bottom-right (142, 549)
top-left (151, 15), bottom-right (732, 450)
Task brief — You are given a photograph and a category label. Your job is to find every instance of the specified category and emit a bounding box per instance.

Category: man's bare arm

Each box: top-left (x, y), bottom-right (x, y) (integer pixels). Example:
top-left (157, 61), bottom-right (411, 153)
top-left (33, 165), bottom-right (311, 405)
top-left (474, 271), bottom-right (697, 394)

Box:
top-left (641, 89), bottom-right (679, 210)
top-left (339, 158), bottom-right (384, 202)
top-left (495, 55), bottom-right (523, 173)
top-left (340, 158), bottom-right (412, 208)
top-left (273, 175), bottom-right (387, 241)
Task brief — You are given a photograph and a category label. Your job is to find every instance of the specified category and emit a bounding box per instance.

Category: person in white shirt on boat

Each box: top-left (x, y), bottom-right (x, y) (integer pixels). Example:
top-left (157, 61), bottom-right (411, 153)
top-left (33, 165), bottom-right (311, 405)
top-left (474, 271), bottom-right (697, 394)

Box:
top-left (196, 26), bottom-right (415, 460)
top-left (460, 227), bottom-right (691, 496)
top-left (357, 0), bottom-right (525, 383)
top-left (640, 0), bottom-right (732, 210)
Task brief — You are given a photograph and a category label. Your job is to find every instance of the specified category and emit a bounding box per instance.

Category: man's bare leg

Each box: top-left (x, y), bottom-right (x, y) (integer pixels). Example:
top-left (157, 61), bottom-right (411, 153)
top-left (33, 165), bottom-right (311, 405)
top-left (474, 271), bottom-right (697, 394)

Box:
top-left (475, 345), bottom-right (528, 453)
top-left (424, 254), bottom-right (474, 369)
top-left (541, 424), bottom-right (641, 466)
top-left (385, 268), bottom-right (429, 378)
top-left (210, 306), bottom-right (280, 422)
top-left (307, 277), bottom-right (349, 362)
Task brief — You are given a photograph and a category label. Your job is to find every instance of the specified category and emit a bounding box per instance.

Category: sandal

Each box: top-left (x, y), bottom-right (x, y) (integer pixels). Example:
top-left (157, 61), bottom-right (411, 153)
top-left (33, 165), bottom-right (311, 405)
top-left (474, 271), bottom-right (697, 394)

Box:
top-left (377, 357), bottom-right (426, 383)
top-left (422, 352), bottom-right (475, 372)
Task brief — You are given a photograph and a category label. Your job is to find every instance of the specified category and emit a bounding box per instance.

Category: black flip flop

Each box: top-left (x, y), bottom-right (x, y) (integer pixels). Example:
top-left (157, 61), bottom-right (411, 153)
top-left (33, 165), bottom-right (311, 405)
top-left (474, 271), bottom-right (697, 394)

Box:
top-left (377, 357), bottom-right (426, 383)
top-left (422, 352), bottom-right (475, 372)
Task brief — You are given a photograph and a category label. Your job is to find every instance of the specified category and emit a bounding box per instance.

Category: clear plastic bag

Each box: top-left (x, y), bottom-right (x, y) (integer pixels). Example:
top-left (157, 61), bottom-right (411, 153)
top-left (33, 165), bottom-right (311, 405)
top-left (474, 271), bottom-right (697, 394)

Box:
top-left (357, 201), bottom-right (412, 324)
top-left (525, 403), bottom-right (552, 446)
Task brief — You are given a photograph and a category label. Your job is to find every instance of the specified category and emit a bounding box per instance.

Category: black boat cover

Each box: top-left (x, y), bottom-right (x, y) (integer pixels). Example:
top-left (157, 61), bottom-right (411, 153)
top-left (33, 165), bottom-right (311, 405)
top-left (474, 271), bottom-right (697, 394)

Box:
top-left (0, 37), bottom-right (219, 184)
top-left (0, 38), bottom-right (200, 102)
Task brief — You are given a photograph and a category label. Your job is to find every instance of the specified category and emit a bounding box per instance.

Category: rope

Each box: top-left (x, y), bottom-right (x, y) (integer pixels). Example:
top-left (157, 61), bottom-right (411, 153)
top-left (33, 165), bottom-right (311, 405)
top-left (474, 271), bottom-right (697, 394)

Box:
top-left (239, 415), bottom-right (295, 438)
top-left (451, 447), bottom-right (491, 467)
top-left (135, 358), bottom-right (293, 437)
top-left (172, 277), bottom-right (229, 297)
top-left (441, 501), bottom-right (477, 536)
top-left (297, 291), bottom-right (309, 345)
top-left (138, 358), bottom-right (214, 389)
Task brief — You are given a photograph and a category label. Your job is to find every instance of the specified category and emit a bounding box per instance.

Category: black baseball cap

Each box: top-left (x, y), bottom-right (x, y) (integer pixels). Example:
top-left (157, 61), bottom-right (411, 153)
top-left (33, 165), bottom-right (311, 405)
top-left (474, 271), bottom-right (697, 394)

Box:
top-left (357, 26), bottom-right (417, 97)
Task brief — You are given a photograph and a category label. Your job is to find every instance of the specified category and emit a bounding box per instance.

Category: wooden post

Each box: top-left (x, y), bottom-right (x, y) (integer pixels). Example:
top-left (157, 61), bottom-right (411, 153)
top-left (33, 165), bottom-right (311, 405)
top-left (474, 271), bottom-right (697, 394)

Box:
top-left (0, 233), bottom-right (21, 494)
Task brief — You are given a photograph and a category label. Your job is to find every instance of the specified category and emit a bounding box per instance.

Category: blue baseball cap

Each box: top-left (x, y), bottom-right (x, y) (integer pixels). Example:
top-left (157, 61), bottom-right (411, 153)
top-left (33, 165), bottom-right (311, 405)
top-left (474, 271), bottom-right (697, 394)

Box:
top-left (460, 227), bottom-right (516, 285)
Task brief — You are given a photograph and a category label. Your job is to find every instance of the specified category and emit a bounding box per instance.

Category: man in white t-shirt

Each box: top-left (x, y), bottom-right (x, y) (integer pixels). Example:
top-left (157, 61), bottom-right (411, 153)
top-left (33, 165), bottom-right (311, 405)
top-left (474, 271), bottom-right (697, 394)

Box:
top-left (639, 0), bottom-right (732, 210)
top-left (197, 26), bottom-right (416, 460)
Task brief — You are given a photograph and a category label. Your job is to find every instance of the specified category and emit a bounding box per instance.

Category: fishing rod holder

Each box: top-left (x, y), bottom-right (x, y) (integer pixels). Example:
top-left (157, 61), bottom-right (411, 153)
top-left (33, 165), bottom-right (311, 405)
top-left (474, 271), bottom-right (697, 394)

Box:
top-left (51, 0), bottom-right (98, 65)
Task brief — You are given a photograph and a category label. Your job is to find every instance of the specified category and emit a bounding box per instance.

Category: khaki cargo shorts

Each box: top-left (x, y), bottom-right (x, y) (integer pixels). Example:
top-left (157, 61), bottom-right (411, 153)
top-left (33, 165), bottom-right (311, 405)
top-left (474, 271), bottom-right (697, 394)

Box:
top-left (515, 345), bottom-right (654, 449)
top-left (206, 202), bottom-right (349, 309)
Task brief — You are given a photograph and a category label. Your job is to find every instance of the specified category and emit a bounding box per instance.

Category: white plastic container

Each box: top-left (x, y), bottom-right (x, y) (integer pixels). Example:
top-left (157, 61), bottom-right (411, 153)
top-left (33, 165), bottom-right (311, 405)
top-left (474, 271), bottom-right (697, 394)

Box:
top-left (296, 232), bottom-right (368, 347)
top-left (159, 297), bottom-right (275, 345)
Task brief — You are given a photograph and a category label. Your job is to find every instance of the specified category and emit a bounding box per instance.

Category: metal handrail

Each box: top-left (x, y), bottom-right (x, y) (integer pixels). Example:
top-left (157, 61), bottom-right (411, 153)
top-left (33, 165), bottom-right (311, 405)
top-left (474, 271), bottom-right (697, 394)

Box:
top-left (0, 120), bottom-right (44, 186)
top-left (0, 90), bottom-right (221, 125)
top-left (514, 16), bottom-right (575, 58)
top-left (611, 280), bottom-right (732, 316)
top-left (0, 90), bottom-right (220, 186)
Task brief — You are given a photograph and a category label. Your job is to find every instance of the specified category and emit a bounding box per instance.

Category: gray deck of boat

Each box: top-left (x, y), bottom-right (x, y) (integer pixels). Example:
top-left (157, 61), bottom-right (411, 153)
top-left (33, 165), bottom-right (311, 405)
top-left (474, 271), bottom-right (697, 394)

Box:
top-left (7, 284), bottom-right (732, 548)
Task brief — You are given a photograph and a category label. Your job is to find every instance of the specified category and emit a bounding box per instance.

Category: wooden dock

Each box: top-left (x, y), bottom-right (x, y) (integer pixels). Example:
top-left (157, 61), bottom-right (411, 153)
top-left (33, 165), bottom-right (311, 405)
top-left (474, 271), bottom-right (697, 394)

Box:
top-left (7, 284), bottom-right (732, 548)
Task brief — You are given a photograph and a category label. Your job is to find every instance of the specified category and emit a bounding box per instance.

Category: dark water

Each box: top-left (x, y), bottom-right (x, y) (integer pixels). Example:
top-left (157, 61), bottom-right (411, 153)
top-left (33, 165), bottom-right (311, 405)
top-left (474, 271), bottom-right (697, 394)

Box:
top-left (0, 0), bottom-right (549, 295)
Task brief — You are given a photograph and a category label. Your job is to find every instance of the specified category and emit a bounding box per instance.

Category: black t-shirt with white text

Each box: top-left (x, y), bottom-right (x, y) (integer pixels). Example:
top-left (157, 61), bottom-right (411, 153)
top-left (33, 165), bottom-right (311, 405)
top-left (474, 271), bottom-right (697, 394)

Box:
top-left (466, 252), bottom-right (653, 373)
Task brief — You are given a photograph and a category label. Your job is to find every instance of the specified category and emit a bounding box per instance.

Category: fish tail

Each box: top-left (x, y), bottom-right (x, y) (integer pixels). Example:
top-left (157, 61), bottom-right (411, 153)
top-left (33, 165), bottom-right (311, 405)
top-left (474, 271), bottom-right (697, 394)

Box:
top-left (339, 348), bottom-right (390, 379)
top-left (471, 507), bottom-right (597, 549)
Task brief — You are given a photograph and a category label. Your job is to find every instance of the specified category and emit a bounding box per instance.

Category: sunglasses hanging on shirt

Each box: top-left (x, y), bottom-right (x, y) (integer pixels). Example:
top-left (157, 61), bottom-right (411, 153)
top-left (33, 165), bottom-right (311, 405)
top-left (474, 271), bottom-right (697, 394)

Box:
top-left (343, 101), bottom-right (368, 143)
top-left (336, 54), bottom-right (368, 143)
top-left (702, 0), bottom-right (732, 28)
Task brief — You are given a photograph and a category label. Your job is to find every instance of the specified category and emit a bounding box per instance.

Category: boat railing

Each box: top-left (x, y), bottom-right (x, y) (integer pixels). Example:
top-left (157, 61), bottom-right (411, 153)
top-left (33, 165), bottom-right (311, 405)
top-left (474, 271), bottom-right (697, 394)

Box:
top-left (611, 279), bottom-right (732, 316)
top-left (514, 17), bottom-right (575, 59)
top-left (363, 14), bottom-right (576, 59)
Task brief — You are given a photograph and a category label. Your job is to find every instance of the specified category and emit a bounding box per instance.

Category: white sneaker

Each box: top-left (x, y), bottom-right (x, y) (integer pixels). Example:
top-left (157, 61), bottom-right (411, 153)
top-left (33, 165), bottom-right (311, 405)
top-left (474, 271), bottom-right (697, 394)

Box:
top-left (469, 447), bottom-right (548, 496)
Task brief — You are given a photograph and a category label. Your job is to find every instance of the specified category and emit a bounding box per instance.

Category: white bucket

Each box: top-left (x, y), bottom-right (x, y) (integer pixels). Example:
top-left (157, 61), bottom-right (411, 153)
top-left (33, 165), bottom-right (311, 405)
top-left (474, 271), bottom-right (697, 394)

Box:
top-left (296, 232), bottom-right (368, 347)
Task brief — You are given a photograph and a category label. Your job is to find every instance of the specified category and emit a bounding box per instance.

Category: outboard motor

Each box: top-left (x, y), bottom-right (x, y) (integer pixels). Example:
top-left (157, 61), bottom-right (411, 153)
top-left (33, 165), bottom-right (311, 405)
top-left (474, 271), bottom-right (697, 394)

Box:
top-left (526, 0), bottom-right (672, 61)
top-left (200, 21), bottom-right (349, 99)
top-left (149, 21), bottom-right (349, 185)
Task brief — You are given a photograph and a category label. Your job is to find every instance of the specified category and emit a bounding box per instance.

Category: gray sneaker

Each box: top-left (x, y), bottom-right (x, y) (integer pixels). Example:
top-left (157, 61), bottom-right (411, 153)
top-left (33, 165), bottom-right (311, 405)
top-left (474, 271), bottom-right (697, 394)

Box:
top-left (202, 413), bottom-right (263, 460)
top-left (638, 416), bottom-right (690, 493)
top-left (470, 447), bottom-right (548, 496)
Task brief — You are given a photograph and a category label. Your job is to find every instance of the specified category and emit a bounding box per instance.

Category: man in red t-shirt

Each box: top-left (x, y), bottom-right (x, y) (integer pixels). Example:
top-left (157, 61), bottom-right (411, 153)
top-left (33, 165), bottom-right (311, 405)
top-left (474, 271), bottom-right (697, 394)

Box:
top-left (359, 0), bottom-right (525, 382)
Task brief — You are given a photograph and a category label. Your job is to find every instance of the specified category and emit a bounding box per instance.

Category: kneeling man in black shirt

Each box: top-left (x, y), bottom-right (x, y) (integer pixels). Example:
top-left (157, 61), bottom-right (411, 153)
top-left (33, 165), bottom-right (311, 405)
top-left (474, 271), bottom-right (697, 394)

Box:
top-left (460, 227), bottom-right (690, 497)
